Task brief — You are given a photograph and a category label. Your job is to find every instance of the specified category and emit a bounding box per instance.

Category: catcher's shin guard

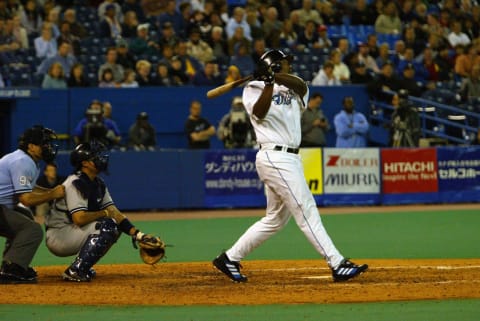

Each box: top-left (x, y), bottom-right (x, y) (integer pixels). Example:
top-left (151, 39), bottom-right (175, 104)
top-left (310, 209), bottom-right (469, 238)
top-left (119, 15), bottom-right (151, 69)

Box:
top-left (66, 218), bottom-right (120, 280)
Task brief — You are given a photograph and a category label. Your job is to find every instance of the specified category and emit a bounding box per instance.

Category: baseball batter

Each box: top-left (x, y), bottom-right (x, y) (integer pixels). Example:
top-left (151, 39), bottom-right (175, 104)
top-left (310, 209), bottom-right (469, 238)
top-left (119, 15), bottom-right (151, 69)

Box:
top-left (45, 141), bottom-right (158, 282)
top-left (213, 50), bottom-right (368, 283)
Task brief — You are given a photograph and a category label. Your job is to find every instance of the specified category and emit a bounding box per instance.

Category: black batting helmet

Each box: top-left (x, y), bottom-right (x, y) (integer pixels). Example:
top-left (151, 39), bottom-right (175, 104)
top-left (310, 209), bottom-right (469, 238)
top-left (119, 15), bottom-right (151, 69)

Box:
top-left (70, 140), bottom-right (109, 172)
top-left (259, 49), bottom-right (293, 72)
top-left (18, 125), bottom-right (58, 162)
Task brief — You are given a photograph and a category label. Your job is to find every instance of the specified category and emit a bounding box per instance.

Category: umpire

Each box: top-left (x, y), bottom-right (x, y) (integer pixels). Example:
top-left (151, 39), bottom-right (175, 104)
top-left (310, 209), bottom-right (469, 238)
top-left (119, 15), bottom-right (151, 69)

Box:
top-left (0, 126), bottom-right (65, 284)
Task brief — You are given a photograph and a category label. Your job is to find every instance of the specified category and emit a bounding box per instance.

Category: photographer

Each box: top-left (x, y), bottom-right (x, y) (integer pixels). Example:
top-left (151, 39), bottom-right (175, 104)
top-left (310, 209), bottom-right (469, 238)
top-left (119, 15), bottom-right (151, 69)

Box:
top-left (73, 100), bottom-right (122, 148)
top-left (217, 96), bottom-right (256, 149)
top-left (390, 89), bottom-right (421, 147)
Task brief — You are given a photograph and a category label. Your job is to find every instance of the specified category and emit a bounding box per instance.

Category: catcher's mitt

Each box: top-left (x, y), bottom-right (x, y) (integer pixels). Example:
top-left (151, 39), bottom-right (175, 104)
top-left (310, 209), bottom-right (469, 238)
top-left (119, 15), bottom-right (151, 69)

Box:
top-left (133, 232), bottom-right (166, 265)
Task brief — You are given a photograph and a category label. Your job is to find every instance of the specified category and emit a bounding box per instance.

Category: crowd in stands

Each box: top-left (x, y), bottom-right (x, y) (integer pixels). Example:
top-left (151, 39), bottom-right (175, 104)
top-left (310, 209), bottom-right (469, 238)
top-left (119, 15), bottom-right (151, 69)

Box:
top-left (0, 0), bottom-right (480, 111)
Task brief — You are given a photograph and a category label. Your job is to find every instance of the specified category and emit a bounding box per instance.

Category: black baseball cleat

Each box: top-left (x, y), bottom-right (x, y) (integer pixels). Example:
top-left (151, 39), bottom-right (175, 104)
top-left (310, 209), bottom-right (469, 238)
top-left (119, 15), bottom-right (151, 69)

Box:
top-left (62, 267), bottom-right (90, 282)
top-left (86, 268), bottom-right (96, 280)
top-left (331, 259), bottom-right (368, 282)
top-left (212, 252), bottom-right (248, 283)
top-left (0, 261), bottom-right (38, 284)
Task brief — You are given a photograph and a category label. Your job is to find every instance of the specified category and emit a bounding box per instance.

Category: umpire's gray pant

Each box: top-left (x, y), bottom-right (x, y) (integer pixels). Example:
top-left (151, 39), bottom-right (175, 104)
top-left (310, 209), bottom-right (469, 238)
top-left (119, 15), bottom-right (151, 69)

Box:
top-left (0, 205), bottom-right (43, 269)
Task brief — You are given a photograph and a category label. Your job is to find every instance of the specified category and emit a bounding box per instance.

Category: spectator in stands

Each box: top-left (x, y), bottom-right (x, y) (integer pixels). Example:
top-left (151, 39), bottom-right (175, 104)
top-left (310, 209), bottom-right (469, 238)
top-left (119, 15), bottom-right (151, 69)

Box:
top-left (99, 4), bottom-right (122, 39)
top-left (158, 21), bottom-right (179, 53)
top-left (20, 0), bottom-right (43, 35)
top-left (178, 2), bottom-right (193, 38)
top-left (44, 7), bottom-right (60, 39)
top-left (168, 55), bottom-right (190, 85)
top-left (448, 20), bottom-right (471, 48)
top-left (184, 99), bottom-right (216, 149)
top-left (288, 9), bottom-right (303, 36)
top-left (403, 25), bottom-right (424, 57)
top-left (334, 96), bottom-right (369, 148)
top-left (391, 39), bottom-right (406, 67)
top-left (337, 37), bottom-right (351, 62)
top-left (365, 33), bottom-right (379, 59)
top-left (279, 18), bottom-right (298, 50)
top-left (227, 26), bottom-right (251, 57)
top-left (207, 25), bottom-right (229, 66)
top-left (419, 47), bottom-right (440, 83)
top-left (226, 6), bottom-right (251, 41)
top-left (36, 41), bottom-right (76, 78)
top-left (397, 47), bottom-right (428, 84)
top-left (331, 49), bottom-right (350, 84)
top-left (262, 6), bottom-right (282, 49)
top-left (459, 64), bottom-right (480, 102)
top-left (463, 16), bottom-right (479, 42)
top-left (297, 19), bottom-right (321, 51)
top-left (62, 8), bottom-right (87, 39)
top-left (174, 40), bottom-right (203, 79)
top-left (186, 27), bottom-right (214, 66)
top-left (357, 41), bottom-right (380, 74)
top-left (115, 38), bottom-right (135, 70)
top-left (135, 59), bottom-right (153, 87)
top-left (376, 42), bottom-right (391, 69)
top-left (157, 0), bottom-right (185, 39)
top-left (34, 23), bottom-right (57, 59)
top-left (98, 0), bottom-right (123, 24)
top-left (98, 68), bottom-right (117, 88)
top-left (121, 10), bottom-right (139, 39)
top-left (225, 65), bottom-right (241, 83)
top-left (320, 1), bottom-right (343, 25)
top-left (351, 0), bottom-right (377, 25)
top-left (398, 63), bottom-right (424, 97)
top-left (350, 61), bottom-right (374, 84)
top-left (301, 92), bottom-right (329, 148)
top-left (120, 68), bottom-right (139, 88)
top-left (129, 23), bottom-right (159, 56)
top-left (375, 2), bottom-right (402, 35)
top-left (192, 59), bottom-right (222, 86)
top-left (229, 42), bottom-right (255, 77)
top-left (128, 112), bottom-right (157, 151)
top-left (159, 43), bottom-right (175, 65)
top-left (245, 5), bottom-right (264, 40)
top-left (57, 21), bottom-right (80, 56)
top-left (367, 61), bottom-right (401, 102)
top-left (11, 14), bottom-right (28, 49)
top-left (141, 0), bottom-right (163, 19)
top-left (98, 47), bottom-right (124, 83)
top-left (41, 62), bottom-right (67, 89)
top-left (73, 100), bottom-right (121, 148)
top-left (434, 45), bottom-right (455, 81)
top-left (67, 62), bottom-right (89, 88)
top-left (425, 12), bottom-right (448, 40)
top-left (295, 0), bottom-right (323, 27)
top-left (152, 62), bottom-right (175, 86)
top-left (454, 44), bottom-right (480, 78)
top-left (317, 24), bottom-right (333, 50)
top-left (311, 61), bottom-right (341, 86)
top-left (251, 38), bottom-right (266, 64)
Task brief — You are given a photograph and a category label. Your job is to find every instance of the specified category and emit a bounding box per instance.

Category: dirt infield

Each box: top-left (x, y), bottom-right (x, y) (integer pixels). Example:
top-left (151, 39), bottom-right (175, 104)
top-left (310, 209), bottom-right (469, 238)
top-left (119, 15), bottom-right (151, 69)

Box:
top-left (2, 204), bottom-right (477, 306)
top-left (1, 259), bottom-right (480, 305)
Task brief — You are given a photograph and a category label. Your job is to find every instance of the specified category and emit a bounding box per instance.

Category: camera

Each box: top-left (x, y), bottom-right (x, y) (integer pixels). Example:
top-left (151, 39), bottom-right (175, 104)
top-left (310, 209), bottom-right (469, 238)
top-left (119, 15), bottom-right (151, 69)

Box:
top-left (86, 108), bottom-right (103, 124)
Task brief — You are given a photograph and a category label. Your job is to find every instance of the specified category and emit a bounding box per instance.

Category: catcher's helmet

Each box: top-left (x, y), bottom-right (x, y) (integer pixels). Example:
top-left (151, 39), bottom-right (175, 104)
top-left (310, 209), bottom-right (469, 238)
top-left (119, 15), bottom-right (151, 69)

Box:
top-left (70, 140), bottom-right (109, 172)
top-left (18, 125), bottom-right (58, 162)
top-left (259, 49), bottom-right (293, 72)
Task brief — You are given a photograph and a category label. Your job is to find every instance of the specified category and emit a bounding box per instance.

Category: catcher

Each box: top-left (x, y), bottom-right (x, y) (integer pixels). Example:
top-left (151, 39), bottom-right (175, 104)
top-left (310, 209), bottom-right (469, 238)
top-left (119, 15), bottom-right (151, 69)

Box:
top-left (44, 141), bottom-right (165, 282)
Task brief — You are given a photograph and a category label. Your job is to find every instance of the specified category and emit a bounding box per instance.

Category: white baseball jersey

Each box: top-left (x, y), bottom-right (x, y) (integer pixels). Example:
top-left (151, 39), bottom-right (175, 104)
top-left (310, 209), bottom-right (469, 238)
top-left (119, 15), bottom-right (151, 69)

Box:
top-left (242, 80), bottom-right (308, 147)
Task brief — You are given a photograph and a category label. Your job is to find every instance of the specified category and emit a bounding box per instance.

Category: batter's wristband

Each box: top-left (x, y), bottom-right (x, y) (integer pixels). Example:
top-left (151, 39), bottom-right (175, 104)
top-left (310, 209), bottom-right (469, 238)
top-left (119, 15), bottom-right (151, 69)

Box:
top-left (118, 218), bottom-right (135, 235)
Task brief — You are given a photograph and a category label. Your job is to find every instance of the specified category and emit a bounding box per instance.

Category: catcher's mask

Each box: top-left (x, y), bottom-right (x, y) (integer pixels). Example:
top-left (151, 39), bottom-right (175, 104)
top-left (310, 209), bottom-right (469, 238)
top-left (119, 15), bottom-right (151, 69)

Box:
top-left (260, 49), bottom-right (293, 73)
top-left (70, 140), bottom-right (109, 172)
top-left (18, 125), bottom-right (58, 163)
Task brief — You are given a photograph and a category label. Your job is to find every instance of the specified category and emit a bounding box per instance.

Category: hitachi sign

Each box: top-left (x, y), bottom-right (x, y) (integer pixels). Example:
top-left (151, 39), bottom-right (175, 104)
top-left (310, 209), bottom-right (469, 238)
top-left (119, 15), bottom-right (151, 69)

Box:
top-left (384, 161), bottom-right (435, 173)
top-left (325, 173), bottom-right (379, 185)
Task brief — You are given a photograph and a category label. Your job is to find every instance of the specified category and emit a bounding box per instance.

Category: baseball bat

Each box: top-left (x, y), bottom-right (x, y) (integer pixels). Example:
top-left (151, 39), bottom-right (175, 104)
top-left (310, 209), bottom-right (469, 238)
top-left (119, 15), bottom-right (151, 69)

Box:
top-left (206, 75), bottom-right (253, 99)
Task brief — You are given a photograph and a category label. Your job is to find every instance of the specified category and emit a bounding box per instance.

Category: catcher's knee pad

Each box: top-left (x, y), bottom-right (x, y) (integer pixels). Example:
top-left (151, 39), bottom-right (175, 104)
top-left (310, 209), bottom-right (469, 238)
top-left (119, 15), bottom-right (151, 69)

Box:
top-left (95, 218), bottom-right (120, 242)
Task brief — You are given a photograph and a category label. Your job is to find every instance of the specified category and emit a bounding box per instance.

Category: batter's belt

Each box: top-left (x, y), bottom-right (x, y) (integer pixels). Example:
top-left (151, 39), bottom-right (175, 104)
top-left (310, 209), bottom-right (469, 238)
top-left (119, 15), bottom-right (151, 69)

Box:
top-left (260, 143), bottom-right (299, 154)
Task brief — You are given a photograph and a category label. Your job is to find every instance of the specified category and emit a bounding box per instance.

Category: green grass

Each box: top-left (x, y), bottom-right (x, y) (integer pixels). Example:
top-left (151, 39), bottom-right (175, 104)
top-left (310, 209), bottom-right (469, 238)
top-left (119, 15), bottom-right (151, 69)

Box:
top-left (1, 209), bottom-right (479, 320)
